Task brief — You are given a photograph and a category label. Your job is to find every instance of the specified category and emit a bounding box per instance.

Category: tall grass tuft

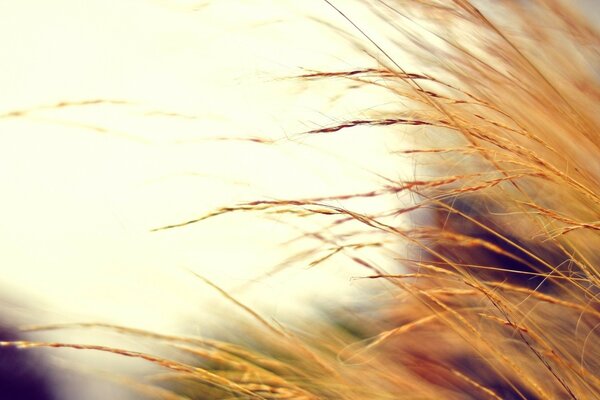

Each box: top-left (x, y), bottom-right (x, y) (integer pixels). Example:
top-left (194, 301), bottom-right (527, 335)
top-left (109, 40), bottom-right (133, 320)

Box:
top-left (2, 1), bottom-right (600, 399)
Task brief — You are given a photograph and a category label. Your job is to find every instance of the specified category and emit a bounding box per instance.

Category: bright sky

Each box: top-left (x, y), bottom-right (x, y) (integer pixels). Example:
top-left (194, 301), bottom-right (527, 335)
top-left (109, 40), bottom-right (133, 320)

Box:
top-left (0, 0), bottom-right (410, 334)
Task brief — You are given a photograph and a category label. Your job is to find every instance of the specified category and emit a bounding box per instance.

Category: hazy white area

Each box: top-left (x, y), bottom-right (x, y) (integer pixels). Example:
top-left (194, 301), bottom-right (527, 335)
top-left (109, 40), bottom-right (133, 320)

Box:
top-left (0, 0), bottom-right (411, 339)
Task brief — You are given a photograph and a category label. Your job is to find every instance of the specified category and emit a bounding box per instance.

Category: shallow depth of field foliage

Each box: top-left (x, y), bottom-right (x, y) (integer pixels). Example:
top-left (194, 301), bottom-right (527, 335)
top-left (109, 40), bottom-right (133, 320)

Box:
top-left (2, 1), bottom-right (600, 399)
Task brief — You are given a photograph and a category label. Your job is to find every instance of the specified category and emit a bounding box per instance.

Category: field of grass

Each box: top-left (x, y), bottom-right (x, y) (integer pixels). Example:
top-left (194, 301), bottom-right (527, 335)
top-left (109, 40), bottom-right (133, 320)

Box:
top-left (1, 1), bottom-right (599, 399)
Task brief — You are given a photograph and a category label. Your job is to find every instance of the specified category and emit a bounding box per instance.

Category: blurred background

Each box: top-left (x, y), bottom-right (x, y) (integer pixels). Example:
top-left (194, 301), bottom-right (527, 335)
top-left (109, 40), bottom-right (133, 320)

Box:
top-left (0, 0), bottom-right (407, 327)
top-left (0, 1), bottom-right (411, 398)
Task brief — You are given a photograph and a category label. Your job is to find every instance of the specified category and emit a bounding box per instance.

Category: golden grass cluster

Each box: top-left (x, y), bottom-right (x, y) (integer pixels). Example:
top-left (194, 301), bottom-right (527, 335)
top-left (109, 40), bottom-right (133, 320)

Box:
top-left (2, 1), bottom-right (600, 399)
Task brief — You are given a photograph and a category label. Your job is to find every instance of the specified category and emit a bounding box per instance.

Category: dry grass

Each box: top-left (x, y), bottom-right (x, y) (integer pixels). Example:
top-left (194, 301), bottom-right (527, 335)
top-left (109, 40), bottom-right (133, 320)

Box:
top-left (2, 0), bottom-right (600, 399)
